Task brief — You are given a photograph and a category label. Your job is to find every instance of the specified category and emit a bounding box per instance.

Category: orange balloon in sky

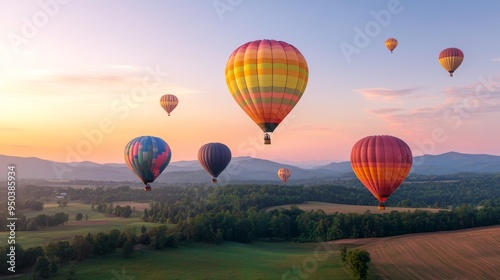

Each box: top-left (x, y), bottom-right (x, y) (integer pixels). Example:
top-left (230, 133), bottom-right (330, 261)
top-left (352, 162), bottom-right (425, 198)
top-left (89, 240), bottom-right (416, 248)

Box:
top-left (160, 94), bottom-right (179, 116)
top-left (277, 168), bottom-right (291, 184)
top-left (350, 135), bottom-right (413, 210)
top-left (385, 38), bottom-right (398, 53)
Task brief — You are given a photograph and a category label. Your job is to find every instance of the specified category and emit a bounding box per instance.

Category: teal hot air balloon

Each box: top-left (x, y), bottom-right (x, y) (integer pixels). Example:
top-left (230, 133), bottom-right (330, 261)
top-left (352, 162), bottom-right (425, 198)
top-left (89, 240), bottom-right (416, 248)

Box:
top-left (124, 136), bottom-right (172, 191)
top-left (198, 142), bottom-right (231, 183)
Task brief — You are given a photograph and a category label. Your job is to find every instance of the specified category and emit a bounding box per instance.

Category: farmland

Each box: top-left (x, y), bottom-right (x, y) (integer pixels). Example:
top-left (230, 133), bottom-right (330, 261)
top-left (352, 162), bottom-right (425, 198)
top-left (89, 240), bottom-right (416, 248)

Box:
top-left (334, 226), bottom-right (500, 280)
top-left (266, 201), bottom-right (447, 214)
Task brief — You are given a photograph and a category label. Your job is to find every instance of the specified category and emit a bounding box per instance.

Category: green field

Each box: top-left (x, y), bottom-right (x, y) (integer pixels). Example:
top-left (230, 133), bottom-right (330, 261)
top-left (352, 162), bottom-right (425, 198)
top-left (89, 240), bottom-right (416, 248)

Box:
top-left (0, 202), bottom-right (158, 248)
top-left (11, 242), bottom-right (379, 280)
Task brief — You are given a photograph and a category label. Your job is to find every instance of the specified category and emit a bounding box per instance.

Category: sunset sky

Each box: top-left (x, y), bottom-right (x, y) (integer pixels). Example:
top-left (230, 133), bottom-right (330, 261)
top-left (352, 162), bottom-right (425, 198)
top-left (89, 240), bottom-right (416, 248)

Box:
top-left (1, 0), bottom-right (500, 165)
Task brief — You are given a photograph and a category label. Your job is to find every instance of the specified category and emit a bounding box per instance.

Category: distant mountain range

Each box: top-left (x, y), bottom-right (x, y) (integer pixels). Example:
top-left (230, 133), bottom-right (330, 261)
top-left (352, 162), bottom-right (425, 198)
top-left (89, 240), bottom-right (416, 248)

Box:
top-left (1, 152), bottom-right (500, 183)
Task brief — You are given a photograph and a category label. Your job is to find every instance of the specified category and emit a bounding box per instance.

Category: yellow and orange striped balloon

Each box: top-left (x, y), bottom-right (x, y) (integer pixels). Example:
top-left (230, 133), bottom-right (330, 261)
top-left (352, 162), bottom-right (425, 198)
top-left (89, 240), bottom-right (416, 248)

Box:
top-left (439, 48), bottom-right (464, 77)
top-left (225, 39), bottom-right (309, 144)
top-left (385, 38), bottom-right (398, 53)
top-left (350, 135), bottom-right (413, 210)
top-left (277, 167), bottom-right (291, 184)
top-left (160, 94), bottom-right (178, 116)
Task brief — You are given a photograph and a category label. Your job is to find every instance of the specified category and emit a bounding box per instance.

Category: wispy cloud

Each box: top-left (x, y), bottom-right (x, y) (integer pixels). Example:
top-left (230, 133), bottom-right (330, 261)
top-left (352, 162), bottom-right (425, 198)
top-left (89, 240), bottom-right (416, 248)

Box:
top-left (355, 87), bottom-right (423, 101)
top-left (492, 58), bottom-right (500, 62)
top-left (373, 74), bottom-right (500, 131)
top-left (370, 108), bottom-right (402, 114)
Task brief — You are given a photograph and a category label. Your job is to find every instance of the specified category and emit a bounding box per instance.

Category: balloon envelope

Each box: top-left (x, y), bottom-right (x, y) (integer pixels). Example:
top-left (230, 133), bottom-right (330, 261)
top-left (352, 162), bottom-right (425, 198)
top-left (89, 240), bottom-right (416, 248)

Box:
top-left (439, 48), bottom-right (464, 77)
top-left (160, 94), bottom-right (179, 116)
top-left (385, 38), bottom-right (398, 53)
top-left (124, 136), bottom-right (172, 190)
top-left (277, 168), bottom-right (291, 184)
top-left (198, 142), bottom-right (232, 183)
top-left (350, 135), bottom-right (412, 210)
top-left (225, 39), bottom-right (309, 144)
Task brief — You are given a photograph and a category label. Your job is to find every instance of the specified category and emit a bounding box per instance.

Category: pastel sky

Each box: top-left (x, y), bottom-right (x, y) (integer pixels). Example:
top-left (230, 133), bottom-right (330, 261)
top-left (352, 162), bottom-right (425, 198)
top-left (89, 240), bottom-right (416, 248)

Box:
top-left (1, 0), bottom-right (500, 165)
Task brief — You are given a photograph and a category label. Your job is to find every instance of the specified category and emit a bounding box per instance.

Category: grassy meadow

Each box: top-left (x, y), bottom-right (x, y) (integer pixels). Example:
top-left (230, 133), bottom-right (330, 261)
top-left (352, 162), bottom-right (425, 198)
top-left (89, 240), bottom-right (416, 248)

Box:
top-left (10, 241), bottom-right (375, 280)
top-left (0, 202), bottom-right (157, 248)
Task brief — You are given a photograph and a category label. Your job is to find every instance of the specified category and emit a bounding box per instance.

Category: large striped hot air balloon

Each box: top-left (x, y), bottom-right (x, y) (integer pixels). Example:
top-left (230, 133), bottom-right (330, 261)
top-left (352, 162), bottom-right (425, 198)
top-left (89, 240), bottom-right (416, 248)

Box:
top-left (160, 94), bottom-right (179, 116)
top-left (350, 135), bottom-right (413, 210)
top-left (225, 39), bottom-right (309, 144)
top-left (385, 38), bottom-right (398, 53)
top-left (277, 168), bottom-right (291, 184)
top-left (198, 142), bottom-right (232, 183)
top-left (439, 48), bottom-right (464, 77)
top-left (124, 136), bottom-right (172, 191)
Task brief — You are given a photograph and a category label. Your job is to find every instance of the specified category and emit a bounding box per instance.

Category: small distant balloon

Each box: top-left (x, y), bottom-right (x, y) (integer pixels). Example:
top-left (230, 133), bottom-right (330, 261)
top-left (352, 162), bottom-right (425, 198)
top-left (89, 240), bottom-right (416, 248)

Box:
top-left (385, 38), bottom-right (398, 53)
top-left (198, 142), bottom-right (232, 183)
top-left (439, 48), bottom-right (464, 77)
top-left (277, 168), bottom-right (291, 184)
top-left (160, 94), bottom-right (179, 116)
top-left (124, 136), bottom-right (172, 191)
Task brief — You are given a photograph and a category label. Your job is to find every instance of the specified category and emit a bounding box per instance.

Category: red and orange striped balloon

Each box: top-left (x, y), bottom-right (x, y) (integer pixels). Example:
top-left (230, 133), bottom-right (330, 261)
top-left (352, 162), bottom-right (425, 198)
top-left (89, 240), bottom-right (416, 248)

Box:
top-left (439, 48), bottom-right (464, 77)
top-left (350, 135), bottom-right (413, 210)
top-left (225, 39), bottom-right (309, 144)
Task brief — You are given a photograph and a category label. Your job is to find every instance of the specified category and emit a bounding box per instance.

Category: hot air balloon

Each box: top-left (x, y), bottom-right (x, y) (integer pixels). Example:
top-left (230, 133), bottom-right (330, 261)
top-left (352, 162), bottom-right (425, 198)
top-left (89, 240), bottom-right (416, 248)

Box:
top-left (439, 48), bottom-right (464, 77)
top-left (385, 38), bottom-right (398, 53)
top-left (198, 142), bottom-right (231, 183)
top-left (160, 94), bottom-right (178, 116)
top-left (277, 168), bottom-right (291, 184)
top-left (124, 136), bottom-right (172, 191)
top-left (350, 135), bottom-right (413, 210)
top-left (225, 39), bottom-right (309, 145)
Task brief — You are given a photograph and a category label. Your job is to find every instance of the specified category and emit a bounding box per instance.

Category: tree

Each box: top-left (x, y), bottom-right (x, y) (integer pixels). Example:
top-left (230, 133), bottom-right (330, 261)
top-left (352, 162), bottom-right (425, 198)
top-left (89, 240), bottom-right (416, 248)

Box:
top-left (33, 256), bottom-right (50, 279)
top-left (67, 264), bottom-right (77, 280)
top-left (340, 246), bottom-right (347, 263)
top-left (108, 229), bottom-right (121, 251)
top-left (75, 213), bottom-right (83, 221)
top-left (346, 249), bottom-right (371, 280)
top-left (49, 261), bottom-right (58, 273)
top-left (141, 225), bottom-right (147, 234)
top-left (72, 235), bottom-right (92, 261)
top-left (93, 233), bottom-right (112, 256)
top-left (123, 240), bottom-right (134, 258)
top-left (215, 228), bottom-right (223, 245)
top-left (85, 214), bottom-right (89, 221)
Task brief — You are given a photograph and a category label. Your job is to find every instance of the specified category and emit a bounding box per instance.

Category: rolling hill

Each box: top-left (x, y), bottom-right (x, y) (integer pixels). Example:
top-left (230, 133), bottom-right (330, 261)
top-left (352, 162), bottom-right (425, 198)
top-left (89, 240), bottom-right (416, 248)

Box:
top-left (1, 151), bottom-right (500, 183)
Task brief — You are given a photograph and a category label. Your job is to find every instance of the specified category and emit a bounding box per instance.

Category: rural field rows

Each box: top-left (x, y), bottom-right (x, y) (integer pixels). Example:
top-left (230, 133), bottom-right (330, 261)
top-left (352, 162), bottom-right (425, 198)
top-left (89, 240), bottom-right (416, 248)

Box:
top-left (362, 226), bottom-right (500, 280)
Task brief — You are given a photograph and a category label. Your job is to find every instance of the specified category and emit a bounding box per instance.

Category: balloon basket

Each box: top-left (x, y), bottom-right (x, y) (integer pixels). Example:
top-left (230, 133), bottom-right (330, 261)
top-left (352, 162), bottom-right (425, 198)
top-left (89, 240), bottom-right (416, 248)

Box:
top-left (211, 178), bottom-right (218, 183)
top-left (144, 185), bottom-right (152, 192)
top-left (378, 203), bottom-right (385, 210)
top-left (264, 133), bottom-right (271, 145)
